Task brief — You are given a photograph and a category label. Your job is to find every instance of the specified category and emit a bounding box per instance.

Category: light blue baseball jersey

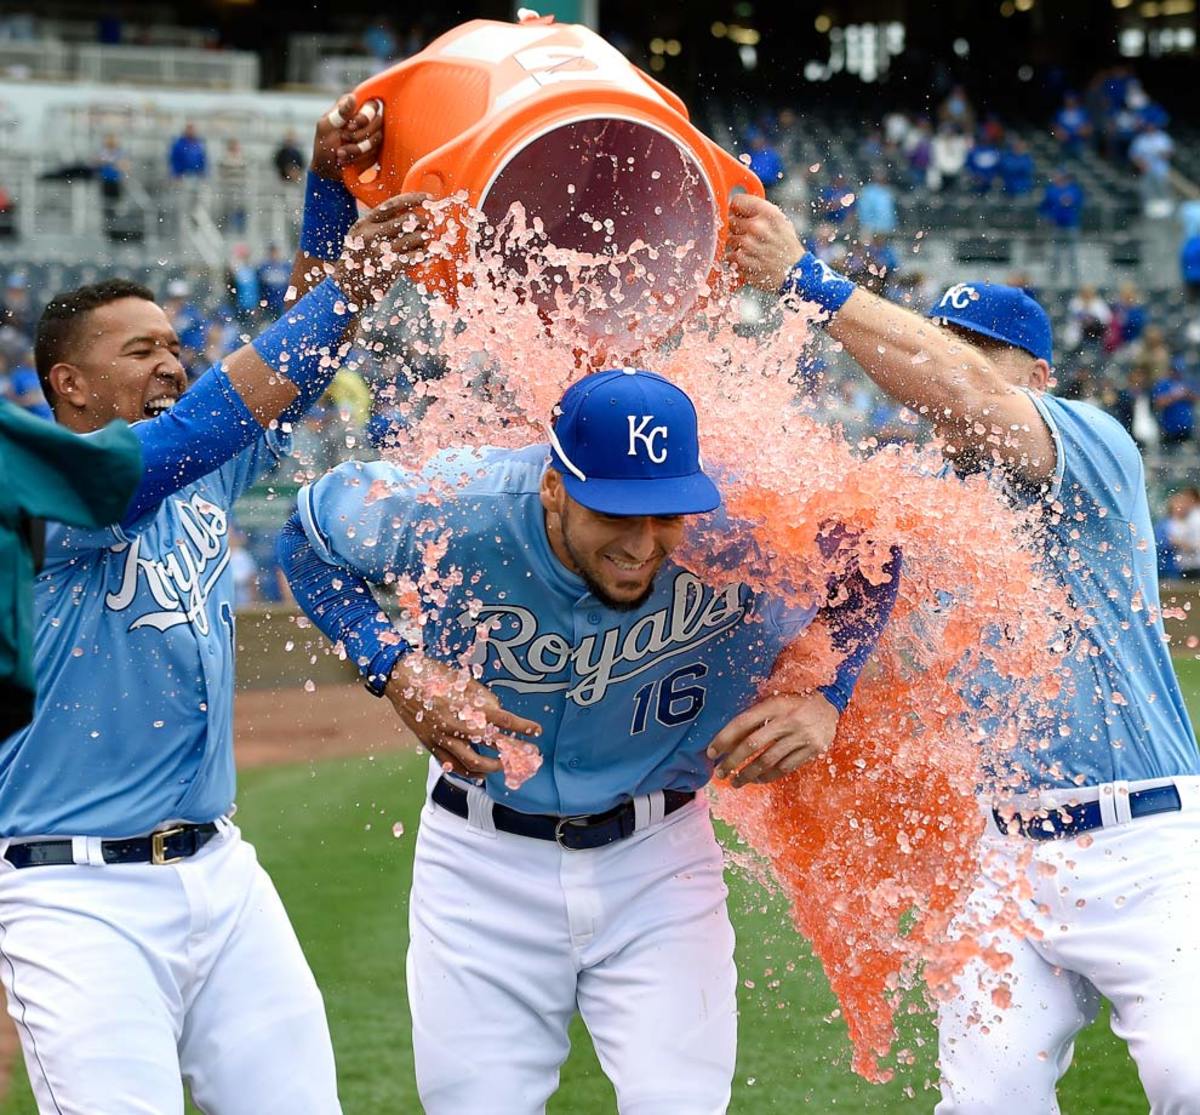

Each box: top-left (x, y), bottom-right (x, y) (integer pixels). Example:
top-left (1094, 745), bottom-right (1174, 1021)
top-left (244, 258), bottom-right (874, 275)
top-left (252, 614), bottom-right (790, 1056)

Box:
top-left (0, 429), bottom-right (287, 837)
top-left (1012, 391), bottom-right (1199, 789)
top-left (298, 445), bottom-right (818, 816)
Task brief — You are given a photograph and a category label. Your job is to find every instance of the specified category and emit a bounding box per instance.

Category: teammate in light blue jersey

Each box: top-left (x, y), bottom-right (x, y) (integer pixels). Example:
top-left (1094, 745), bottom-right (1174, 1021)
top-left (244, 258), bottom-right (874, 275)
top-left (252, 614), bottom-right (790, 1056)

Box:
top-left (0, 95), bottom-right (432, 1115)
top-left (279, 368), bottom-right (899, 1113)
top-left (729, 191), bottom-right (1200, 1113)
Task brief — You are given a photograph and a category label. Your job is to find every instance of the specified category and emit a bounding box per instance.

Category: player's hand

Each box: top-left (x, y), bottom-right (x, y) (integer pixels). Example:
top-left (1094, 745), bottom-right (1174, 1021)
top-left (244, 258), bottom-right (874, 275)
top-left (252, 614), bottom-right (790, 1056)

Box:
top-left (726, 193), bottom-right (805, 292)
top-left (706, 692), bottom-right (840, 787)
top-left (332, 192), bottom-right (432, 305)
top-left (310, 93), bottom-right (384, 181)
top-left (383, 655), bottom-right (543, 780)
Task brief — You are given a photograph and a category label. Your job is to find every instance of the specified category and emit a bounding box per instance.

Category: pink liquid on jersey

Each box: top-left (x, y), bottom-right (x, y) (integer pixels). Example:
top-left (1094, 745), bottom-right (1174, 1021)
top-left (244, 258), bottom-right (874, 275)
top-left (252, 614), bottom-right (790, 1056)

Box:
top-left (356, 195), bottom-right (1070, 1082)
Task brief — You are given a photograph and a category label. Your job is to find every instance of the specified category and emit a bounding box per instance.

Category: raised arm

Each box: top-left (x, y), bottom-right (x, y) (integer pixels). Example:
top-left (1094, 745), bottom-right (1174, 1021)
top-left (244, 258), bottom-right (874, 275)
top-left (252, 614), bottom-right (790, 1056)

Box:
top-left (727, 194), bottom-right (1056, 484)
top-left (277, 460), bottom-right (541, 778)
top-left (288, 93), bottom-right (385, 302)
top-left (120, 195), bottom-right (430, 526)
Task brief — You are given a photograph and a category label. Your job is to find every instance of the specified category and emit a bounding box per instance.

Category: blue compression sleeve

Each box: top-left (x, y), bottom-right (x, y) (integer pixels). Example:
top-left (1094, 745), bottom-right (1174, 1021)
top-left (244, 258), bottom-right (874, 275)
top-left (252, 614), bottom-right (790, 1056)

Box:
top-left (122, 365), bottom-right (260, 527)
top-left (252, 278), bottom-right (350, 425)
top-left (816, 546), bottom-right (901, 713)
top-left (277, 512), bottom-right (409, 694)
top-left (121, 281), bottom-right (352, 527)
top-left (300, 171), bottom-right (359, 261)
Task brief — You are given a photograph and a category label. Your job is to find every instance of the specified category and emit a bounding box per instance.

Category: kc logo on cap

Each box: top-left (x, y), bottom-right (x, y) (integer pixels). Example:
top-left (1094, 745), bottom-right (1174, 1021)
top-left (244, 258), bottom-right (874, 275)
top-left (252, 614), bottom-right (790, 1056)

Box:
top-left (928, 281), bottom-right (1054, 365)
top-left (627, 415), bottom-right (668, 463)
top-left (548, 369), bottom-right (720, 517)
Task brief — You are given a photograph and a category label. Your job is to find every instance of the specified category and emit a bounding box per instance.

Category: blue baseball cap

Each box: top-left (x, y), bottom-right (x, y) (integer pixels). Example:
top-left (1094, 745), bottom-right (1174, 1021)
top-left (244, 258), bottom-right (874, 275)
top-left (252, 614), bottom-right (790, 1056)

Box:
top-left (928, 282), bottom-right (1054, 365)
top-left (547, 368), bottom-right (720, 516)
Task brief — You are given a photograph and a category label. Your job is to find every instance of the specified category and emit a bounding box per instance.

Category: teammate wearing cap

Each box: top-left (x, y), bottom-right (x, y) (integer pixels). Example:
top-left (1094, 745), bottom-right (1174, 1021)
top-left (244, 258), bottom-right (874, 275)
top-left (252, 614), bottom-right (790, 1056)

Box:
top-left (0, 94), bottom-right (430, 1114)
top-left (728, 194), bottom-right (1200, 1111)
top-left (277, 367), bottom-right (900, 1113)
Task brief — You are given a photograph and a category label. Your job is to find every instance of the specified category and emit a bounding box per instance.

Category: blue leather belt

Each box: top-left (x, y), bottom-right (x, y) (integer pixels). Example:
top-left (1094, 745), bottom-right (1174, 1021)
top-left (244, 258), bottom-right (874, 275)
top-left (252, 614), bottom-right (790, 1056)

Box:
top-left (993, 784), bottom-right (1182, 840)
top-left (4, 822), bottom-right (220, 868)
top-left (432, 777), bottom-right (695, 851)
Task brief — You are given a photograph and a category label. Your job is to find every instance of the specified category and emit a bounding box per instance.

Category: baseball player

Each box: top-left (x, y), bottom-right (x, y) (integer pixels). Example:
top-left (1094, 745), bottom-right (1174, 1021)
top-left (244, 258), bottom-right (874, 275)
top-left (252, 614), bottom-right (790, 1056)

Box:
top-left (277, 367), bottom-right (900, 1113)
top-left (728, 192), bottom-right (1200, 1112)
top-left (0, 96), bottom-right (431, 1114)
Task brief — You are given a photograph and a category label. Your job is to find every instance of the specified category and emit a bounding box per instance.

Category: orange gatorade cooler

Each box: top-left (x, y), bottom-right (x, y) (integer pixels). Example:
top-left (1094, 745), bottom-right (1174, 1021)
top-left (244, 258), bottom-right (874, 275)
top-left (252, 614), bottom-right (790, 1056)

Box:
top-left (345, 14), bottom-right (763, 344)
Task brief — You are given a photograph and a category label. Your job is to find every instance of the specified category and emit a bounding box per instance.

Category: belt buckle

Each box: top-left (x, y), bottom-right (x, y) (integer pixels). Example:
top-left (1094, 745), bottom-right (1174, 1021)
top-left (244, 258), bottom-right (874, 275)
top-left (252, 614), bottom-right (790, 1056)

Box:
top-left (150, 825), bottom-right (186, 866)
top-left (553, 815), bottom-right (591, 851)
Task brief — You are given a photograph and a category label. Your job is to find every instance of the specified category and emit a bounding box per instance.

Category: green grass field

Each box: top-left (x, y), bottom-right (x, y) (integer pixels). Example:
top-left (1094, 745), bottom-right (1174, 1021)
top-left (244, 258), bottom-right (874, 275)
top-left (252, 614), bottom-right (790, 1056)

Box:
top-left (3, 658), bottom-right (1197, 1113)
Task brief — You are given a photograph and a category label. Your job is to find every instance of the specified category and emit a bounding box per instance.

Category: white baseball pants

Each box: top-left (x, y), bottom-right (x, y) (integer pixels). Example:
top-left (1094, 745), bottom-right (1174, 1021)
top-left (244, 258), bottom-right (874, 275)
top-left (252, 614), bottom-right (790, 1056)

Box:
top-left (936, 777), bottom-right (1200, 1114)
top-left (407, 775), bottom-right (738, 1115)
top-left (0, 821), bottom-right (340, 1115)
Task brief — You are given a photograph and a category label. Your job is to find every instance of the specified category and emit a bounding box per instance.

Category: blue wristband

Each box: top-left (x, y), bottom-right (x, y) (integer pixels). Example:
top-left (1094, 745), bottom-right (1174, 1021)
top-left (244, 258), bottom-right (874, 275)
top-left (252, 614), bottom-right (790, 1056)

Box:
top-left (252, 279), bottom-right (349, 423)
top-left (300, 170), bottom-right (359, 261)
top-left (364, 641), bottom-right (410, 697)
top-left (780, 254), bottom-right (857, 316)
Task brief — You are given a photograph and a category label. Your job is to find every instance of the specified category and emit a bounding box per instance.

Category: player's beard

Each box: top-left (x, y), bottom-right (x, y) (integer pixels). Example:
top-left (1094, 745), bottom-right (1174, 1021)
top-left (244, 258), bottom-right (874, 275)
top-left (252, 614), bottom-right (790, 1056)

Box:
top-left (559, 520), bottom-right (658, 613)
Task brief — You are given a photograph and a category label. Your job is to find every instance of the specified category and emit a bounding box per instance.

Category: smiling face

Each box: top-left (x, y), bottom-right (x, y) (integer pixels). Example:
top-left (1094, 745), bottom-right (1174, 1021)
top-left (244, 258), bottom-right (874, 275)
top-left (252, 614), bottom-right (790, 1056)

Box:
top-left (45, 297), bottom-right (187, 431)
top-left (540, 468), bottom-right (686, 611)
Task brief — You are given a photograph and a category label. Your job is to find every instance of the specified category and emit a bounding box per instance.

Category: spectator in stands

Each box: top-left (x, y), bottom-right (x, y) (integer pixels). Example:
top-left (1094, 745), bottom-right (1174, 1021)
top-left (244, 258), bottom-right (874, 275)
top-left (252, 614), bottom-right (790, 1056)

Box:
top-left (1105, 281), bottom-right (1147, 352)
top-left (1, 341), bottom-right (50, 420)
top-left (1128, 120), bottom-right (1174, 214)
top-left (273, 132), bottom-right (306, 183)
top-left (257, 244), bottom-right (292, 316)
top-left (2, 274), bottom-right (33, 336)
top-left (1101, 364), bottom-right (1153, 448)
top-left (162, 279), bottom-right (207, 376)
top-left (1038, 168), bottom-right (1085, 286)
top-left (1182, 227), bottom-right (1200, 302)
top-left (999, 137), bottom-right (1035, 197)
top-left (169, 122), bottom-right (208, 179)
top-left (856, 169), bottom-right (897, 236)
top-left (903, 118), bottom-right (934, 188)
top-left (201, 316), bottom-right (239, 369)
top-left (817, 173), bottom-right (855, 226)
top-left (747, 132), bottom-right (785, 196)
top-left (1179, 197), bottom-right (1200, 240)
top-left (929, 123), bottom-right (968, 192)
top-left (883, 110), bottom-right (910, 152)
top-left (227, 244), bottom-right (261, 325)
top-left (0, 309), bottom-right (28, 376)
top-left (229, 529), bottom-right (261, 607)
top-left (844, 235), bottom-right (897, 295)
top-left (858, 128), bottom-right (885, 166)
top-left (965, 132), bottom-right (1003, 194)
top-left (1062, 284), bottom-right (1111, 351)
top-left (95, 134), bottom-right (129, 213)
top-left (363, 18), bottom-right (399, 63)
top-left (1052, 92), bottom-right (1093, 155)
top-left (0, 185), bottom-right (14, 240)
top-left (937, 84), bottom-right (976, 135)
top-left (892, 270), bottom-right (938, 313)
top-left (1134, 323), bottom-right (1173, 381)
top-left (1152, 358), bottom-right (1197, 450)
top-left (217, 138), bottom-right (248, 234)
top-left (1164, 489), bottom-right (1200, 580)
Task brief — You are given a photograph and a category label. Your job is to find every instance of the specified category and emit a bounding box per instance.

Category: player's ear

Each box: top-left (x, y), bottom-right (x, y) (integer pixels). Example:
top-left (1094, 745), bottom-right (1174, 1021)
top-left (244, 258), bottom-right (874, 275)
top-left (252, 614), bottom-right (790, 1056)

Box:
top-left (540, 467), bottom-right (567, 516)
top-left (47, 362), bottom-right (88, 412)
top-left (1030, 359), bottom-right (1051, 392)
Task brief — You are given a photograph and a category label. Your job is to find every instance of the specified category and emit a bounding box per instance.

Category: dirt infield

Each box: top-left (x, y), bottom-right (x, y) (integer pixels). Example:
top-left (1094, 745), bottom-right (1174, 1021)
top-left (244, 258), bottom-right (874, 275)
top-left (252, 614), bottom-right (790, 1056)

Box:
top-left (0, 683), bottom-right (411, 1101)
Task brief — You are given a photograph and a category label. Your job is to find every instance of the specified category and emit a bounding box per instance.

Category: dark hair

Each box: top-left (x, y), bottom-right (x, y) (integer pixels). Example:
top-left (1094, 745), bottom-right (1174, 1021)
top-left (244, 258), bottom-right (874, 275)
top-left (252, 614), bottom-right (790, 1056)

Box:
top-left (34, 278), bottom-right (155, 405)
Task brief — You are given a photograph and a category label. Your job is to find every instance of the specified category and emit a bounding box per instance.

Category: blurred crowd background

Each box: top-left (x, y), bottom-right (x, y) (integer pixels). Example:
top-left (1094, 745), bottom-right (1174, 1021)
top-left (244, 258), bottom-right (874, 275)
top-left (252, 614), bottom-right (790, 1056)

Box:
top-left (1, 0), bottom-right (1198, 597)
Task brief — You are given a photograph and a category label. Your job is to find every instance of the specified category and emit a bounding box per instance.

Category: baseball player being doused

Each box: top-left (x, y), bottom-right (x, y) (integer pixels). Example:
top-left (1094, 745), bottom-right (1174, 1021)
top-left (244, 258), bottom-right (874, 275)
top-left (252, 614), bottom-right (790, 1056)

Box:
top-left (728, 192), bottom-right (1200, 1113)
top-left (278, 368), bottom-right (900, 1114)
top-left (0, 94), bottom-right (432, 1114)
